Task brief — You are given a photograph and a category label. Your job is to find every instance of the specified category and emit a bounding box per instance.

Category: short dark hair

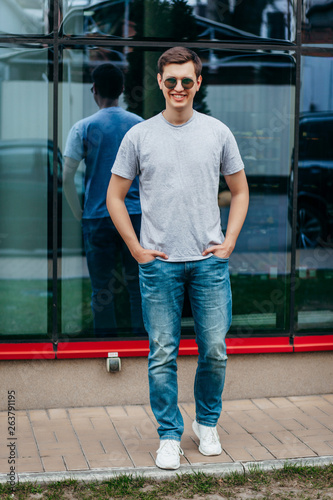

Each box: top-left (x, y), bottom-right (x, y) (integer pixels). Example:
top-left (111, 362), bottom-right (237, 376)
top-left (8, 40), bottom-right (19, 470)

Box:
top-left (92, 63), bottom-right (124, 99)
top-left (157, 47), bottom-right (202, 79)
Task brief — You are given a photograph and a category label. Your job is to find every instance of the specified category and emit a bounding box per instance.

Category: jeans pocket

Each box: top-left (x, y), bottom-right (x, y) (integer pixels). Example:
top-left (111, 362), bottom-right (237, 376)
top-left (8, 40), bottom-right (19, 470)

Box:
top-left (138, 258), bottom-right (157, 268)
top-left (212, 255), bottom-right (229, 263)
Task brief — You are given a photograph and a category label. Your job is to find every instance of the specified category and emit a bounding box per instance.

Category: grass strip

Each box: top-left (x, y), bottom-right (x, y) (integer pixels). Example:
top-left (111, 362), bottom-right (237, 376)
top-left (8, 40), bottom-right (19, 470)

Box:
top-left (0, 463), bottom-right (332, 499)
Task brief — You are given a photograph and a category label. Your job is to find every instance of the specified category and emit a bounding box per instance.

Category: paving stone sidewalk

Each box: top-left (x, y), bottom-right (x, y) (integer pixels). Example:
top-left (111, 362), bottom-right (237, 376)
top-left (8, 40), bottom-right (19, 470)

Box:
top-left (1, 394), bottom-right (333, 479)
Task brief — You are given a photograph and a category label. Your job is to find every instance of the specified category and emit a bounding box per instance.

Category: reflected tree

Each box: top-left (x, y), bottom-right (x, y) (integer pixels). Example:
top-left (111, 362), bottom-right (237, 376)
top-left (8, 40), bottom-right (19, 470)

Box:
top-left (207, 0), bottom-right (268, 37)
top-left (232, 0), bottom-right (267, 36)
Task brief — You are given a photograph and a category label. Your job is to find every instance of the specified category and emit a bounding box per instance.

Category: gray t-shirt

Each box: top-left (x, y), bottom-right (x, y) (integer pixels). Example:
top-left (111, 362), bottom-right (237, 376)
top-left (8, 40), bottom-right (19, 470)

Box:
top-left (112, 110), bottom-right (244, 262)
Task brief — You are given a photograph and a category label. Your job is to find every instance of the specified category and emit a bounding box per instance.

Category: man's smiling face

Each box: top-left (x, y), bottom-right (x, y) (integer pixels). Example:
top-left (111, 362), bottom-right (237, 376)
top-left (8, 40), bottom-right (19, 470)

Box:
top-left (157, 61), bottom-right (202, 113)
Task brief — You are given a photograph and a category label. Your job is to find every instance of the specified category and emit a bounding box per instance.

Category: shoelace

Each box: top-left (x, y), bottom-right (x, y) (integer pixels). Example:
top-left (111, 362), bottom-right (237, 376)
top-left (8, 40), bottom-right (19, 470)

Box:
top-left (158, 440), bottom-right (184, 456)
top-left (202, 426), bottom-right (219, 444)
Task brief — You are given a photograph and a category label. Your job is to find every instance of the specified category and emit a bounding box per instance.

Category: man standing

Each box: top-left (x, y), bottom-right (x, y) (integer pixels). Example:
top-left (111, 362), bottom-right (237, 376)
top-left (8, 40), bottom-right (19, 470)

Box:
top-left (64, 63), bottom-right (144, 337)
top-left (107, 48), bottom-right (249, 468)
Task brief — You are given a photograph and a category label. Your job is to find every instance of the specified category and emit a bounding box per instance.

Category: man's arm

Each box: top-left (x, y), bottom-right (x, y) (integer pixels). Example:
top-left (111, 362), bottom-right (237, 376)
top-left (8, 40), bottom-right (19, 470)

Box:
top-left (106, 174), bottom-right (168, 263)
top-left (63, 156), bottom-right (83, 221)
top-left (203, 169), bottom-right (249, 258)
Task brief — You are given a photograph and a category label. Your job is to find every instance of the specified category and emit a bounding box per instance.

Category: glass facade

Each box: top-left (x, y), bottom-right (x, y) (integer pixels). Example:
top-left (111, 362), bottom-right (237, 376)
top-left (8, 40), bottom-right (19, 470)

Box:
top-left (0, 0), bottom-right (332, 348)
top-left (0, 46), bottom-right (52, 341)
top-left (60, 0), bottom-right (297, 42)
top-left (294, 53), bottom-right (333, 333)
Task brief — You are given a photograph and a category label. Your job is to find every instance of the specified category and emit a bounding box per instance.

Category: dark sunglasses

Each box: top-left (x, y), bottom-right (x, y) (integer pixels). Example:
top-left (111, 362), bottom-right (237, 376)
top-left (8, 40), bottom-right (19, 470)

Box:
top-left (163, 77), bottom-right (195, 89)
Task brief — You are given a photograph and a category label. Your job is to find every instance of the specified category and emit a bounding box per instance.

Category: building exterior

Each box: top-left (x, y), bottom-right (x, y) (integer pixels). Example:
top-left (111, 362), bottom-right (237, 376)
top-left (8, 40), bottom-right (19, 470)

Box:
top-left (0, 0), bottom-right (332, 409)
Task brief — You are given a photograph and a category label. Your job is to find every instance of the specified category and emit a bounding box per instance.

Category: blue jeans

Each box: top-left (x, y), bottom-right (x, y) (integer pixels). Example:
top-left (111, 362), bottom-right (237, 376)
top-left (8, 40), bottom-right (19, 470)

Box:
top-left (82, 215), bottom-right (145, 337)
top-left (139, 256), bottom-right (232, 441)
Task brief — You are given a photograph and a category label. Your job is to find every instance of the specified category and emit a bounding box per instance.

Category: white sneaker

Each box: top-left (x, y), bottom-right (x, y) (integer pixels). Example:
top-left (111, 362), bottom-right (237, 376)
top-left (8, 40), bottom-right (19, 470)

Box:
top-left (155, 439), bottom-right (184, 470)
top-left (192, 420), bottom-right (222, 456)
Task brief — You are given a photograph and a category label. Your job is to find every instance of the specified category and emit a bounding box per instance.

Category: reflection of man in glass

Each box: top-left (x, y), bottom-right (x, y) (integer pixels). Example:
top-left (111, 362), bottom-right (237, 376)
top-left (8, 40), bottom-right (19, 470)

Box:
top-left (107, 48), bottom-right (249, 469)
top-left (63, 63), bottom-right (144, 337)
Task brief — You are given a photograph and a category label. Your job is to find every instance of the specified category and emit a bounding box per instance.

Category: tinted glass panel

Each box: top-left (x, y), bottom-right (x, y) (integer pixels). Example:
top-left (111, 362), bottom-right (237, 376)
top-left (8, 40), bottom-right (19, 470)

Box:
top-left (302, 0), bottom-right (333, 46)
top-left (203, 48), bottom-right (295, 337)
top-left (59, 46), bottom-right (143, 340)
top-left (0, 0), bottom-right (54, 35)
top-left (0, 46), bottom-right (52, 340)
top-left (59, 46), bottom-right (295, 341)
top-left (61, 0), bottom-right (296, 42)
top-left (294, 54), bottom-right (333, 332)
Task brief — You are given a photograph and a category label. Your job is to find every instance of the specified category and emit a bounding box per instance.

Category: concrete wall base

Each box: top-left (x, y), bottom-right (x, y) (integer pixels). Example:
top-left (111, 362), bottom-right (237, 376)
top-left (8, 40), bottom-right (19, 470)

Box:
top-left (1, 351), bottom-right (332, 410)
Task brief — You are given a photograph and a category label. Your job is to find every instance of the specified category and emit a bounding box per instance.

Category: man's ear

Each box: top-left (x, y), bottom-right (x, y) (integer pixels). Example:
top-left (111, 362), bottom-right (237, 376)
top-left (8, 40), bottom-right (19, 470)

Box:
top-left (157, 73), bottom-right (163, 90)
top-left (196, 75), bottom-right (203, 91)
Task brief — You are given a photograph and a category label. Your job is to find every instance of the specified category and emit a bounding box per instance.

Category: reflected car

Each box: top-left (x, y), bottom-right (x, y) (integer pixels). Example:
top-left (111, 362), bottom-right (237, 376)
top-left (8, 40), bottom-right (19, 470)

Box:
top-left (60, 0), bottom-right (129, 39)
top-left (0, 140), bottom-right (84, 254)
top-left (290, 112), bottom-right (333, 248)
